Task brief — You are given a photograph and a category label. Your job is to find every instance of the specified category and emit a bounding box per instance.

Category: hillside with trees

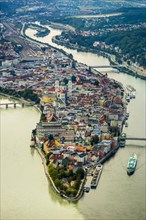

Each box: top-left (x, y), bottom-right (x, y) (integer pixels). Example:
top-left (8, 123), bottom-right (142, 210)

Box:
top-left (59, 27), bottom-right (146, 67)
top-left (55, 8), bottom-right (146, 68)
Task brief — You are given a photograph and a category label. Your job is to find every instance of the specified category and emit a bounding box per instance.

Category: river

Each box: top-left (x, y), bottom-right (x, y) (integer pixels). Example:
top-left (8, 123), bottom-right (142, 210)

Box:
top-left (1, 25), bottom-right (146, 220)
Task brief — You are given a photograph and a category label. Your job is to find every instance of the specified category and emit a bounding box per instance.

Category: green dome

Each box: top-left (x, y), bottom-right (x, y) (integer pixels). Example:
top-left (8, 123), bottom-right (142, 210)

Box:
top-left (61, 82), bottom-right (66, 86)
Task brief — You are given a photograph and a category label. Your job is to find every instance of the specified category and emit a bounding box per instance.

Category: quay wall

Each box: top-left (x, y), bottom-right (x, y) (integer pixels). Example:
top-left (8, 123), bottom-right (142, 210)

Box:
top-left (97, 146), bottom-right (119, 165)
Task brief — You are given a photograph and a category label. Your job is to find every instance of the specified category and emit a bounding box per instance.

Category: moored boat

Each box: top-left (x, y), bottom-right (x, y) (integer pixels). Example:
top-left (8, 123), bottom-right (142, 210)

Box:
top-left (126, 85), bottom-right (136, 92)
top-left (125, 121), bottom-right (128, 127)
top-left (119, 133), bottom-right (126, 147)
top-left (84, 187), bottom-right (90, 193)
top-left (131, 91), bottom-right (136, 98)
top-left (91, 164), bottom-right (103, 188)
top-left (126, 95), bottom-right (130, 102)
top-left (127, 154), bottom-right (137, 175)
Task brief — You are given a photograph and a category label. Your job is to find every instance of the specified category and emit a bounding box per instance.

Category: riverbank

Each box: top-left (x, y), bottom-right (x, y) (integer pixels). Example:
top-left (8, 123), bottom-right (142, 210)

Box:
top-left (22, 23), bottom-right (74, 59)
top-left (52, 36), bottom-right (146, 80)
top-left (23, 22), bottom-right (146, 80)
top-left (22, 23), bottom-right (110, 77)
top-left (0, 92), bottom-right (42, 114)
top-left (32, 140), bottom-right (120, 201)
top-left (33, 144), bottom-right (85, 202)
top-left (0, 92), bottom-right (33, 104)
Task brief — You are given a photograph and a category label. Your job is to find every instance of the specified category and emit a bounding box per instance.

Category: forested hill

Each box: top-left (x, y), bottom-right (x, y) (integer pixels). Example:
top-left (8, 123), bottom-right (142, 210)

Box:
top-left (55, 8), bottom-right (146, 31)
top-left (59, 27), bottom-right (146, 67)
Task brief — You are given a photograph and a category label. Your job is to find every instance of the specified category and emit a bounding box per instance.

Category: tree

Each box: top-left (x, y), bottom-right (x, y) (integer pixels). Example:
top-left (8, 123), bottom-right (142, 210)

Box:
top-left (63, 77), bottom-right (68, 85)
top-left (46, 152), bottom-right (53, 165)
top-left (94, 80), bottom-right (99, 86)
top-left (68, 53), bottom-right (73, 59)
top-left (65, 188), bottom-right (77, 196)
top-left (54, 178), bottom-right (62, 189)
top-left (91, 135), bottom-right (99, 145)
top-left (48, 134), bottom-right (54, 141)
top-left (71, 75), bottom-right (76, 83)
top-left (40, 113), bottom-right (46, 121)
top-left (73, 178), bottom-right (81, 190)
top-left (32, 129), bottom-right (36, 136)
top-left (76, 168), bottom-right (84, 179)
top-left (61, 136), bottom-right (65, 144)
top-left (49, 169), bottom-right (58, 181)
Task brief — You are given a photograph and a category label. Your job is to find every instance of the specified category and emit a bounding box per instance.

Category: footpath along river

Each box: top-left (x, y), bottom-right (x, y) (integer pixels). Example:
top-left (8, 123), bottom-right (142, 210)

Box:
top-left (0, 26), bottom-right (146, 220)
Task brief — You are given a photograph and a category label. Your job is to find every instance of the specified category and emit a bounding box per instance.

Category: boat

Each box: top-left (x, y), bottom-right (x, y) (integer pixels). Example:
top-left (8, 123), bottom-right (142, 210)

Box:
top-left (126, 85), bottom-right (136, 92)
top-left (91, 164), bottom-right (103, 188)
top-left (119, 133), bottom-right (126, 147)
top-left (125, 113), bottom-right (129, 120)
top-left (131, 91), bottom-right (136, 98)
top-left (127, 154), bottom-right (137, 175)
top-left (126, 95), bottom-right (130, 102)
top-left (125, 121), bottom-right (128, 127)
top-left (84, 187), bottom-right (90, 193)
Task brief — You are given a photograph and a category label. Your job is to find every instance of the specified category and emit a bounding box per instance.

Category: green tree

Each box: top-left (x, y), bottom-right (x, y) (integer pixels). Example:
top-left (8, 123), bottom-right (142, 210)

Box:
top-left (65, 188), bottom-right (77, 196)
top-left (48, 134), bottom-right (54, 141)
top-left (73, 178), bottom-right (81, 190)
top-left (54, 178), bottom-right (62, 189)
top-left (76, 168), bottom-right (84, 179)
top-left (71, 75), bottom-right (76, 83)
top-left (63, 77), bottom-right (69, 85)
top-left (50, 169), bottom-right (58, 181)
top-left (46, 152), bottom-right (53, 165)
top-left (40, 113), bottom-right (46, 121)
top-left (91, 135), bottom-right (99, 145)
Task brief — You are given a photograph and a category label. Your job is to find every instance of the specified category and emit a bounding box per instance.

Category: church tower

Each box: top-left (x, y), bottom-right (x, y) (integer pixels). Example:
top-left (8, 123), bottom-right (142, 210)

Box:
top-left (68, 78), bottom-right (72, 94)
top-left (55, 80), bottom-right (59, 93)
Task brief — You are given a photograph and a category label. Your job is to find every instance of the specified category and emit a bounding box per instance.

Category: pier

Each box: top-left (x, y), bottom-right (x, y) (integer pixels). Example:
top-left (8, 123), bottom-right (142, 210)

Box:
top-left (0, 102), bottom-right (35, 108)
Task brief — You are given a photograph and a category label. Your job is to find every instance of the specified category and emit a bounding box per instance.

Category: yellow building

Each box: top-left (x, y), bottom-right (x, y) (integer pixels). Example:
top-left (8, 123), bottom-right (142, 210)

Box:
top-left (43, 94), bottom-right (56, 104)
top-left (40, 67), bottom-right (48, 71)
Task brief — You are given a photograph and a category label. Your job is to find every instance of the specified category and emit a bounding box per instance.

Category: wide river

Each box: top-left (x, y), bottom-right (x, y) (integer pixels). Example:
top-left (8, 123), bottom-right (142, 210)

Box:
top-left (1, 25), bottom-right (146, 220)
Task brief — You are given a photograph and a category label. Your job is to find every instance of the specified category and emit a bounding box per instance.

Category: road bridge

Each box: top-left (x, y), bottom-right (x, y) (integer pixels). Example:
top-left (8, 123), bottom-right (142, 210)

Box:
top-left (0, 102), bottom-right (35, 108)
top-left (126, 137), bottom-right (146, 141)
top-left (89, 65), bottom-right (123, 69)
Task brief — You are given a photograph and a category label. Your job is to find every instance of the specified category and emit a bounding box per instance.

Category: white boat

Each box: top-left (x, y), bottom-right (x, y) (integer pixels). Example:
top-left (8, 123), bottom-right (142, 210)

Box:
top-left (126, 95), bottom-right (130, 102)
top-left (131, 91), bottom-right (136, 98)
top-left (125, 121), bottom-right (128, 127)
top-left (84, 187), bottom-right (90, 193)
top-left (127, 154), bottom-right (137, 175)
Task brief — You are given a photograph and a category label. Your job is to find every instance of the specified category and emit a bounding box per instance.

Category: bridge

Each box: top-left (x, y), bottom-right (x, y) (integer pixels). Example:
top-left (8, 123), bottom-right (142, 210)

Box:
top-left (126, 137), bottom-right (146, 141)
top-left (0, 102), bottom-right (35, 108)
top-left (89, 65), bottom-right (123, 69)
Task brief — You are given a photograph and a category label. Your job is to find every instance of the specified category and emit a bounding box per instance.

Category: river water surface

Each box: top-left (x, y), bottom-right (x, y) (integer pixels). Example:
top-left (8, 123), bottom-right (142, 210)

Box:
top-left (1, 25), bottom-right (146, 220)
